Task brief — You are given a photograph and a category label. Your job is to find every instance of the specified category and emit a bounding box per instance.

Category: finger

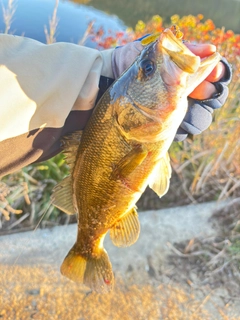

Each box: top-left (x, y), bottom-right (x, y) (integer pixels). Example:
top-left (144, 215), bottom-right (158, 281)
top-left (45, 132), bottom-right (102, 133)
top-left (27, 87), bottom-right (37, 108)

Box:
top-left (189, 81), bottom-right (217, 99)
top-left (205, 62), bottom-right (226, 82)
top-left (185, 43), bottom-right (216, 58)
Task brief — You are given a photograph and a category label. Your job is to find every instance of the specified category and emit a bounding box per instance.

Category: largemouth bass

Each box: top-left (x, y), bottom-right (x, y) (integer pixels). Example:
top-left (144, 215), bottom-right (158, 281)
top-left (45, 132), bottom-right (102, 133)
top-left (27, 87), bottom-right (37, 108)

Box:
top-left (52, 28), bottom-right (220, 293)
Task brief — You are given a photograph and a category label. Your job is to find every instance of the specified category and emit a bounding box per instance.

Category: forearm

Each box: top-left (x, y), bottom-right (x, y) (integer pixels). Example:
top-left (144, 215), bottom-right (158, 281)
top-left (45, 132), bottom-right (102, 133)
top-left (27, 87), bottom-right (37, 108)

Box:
top-left (0, 34), bottom-right (114, 177)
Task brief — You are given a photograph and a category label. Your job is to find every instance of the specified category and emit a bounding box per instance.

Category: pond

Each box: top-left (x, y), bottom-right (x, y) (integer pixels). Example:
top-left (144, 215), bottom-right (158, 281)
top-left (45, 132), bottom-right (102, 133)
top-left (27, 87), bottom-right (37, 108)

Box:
top-left (0, 0), bottom-right (239, 48)
top-left (0, 0), bottom-right (127, 47)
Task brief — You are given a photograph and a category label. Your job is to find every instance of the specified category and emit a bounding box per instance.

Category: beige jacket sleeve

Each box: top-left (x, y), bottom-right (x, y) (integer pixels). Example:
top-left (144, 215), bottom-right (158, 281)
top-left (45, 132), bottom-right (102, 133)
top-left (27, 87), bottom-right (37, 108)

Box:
top-left (0, 34), bottom-right (114, 177)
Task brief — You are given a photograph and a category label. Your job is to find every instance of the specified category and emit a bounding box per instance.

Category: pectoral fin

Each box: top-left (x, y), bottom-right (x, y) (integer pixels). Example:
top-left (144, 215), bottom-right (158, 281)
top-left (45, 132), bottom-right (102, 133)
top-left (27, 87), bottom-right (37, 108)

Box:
top-left (148, 153), bottom-right (172, 198)
top-left (112, 145), bottom-right (148, 179)
top-left (110, 207), bottom-right (140, 247)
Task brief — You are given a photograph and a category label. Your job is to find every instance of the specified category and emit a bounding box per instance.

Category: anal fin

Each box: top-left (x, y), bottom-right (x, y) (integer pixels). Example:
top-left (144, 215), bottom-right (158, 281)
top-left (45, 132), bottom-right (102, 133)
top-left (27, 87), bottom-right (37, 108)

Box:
top-left (110, 207), bottom-right (140, 247)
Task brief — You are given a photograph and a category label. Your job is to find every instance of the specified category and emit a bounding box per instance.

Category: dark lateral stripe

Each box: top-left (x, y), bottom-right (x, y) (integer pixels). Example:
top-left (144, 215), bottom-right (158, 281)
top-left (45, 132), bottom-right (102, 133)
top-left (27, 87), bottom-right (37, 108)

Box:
top-left (0, 110), bottom-right (93, 178)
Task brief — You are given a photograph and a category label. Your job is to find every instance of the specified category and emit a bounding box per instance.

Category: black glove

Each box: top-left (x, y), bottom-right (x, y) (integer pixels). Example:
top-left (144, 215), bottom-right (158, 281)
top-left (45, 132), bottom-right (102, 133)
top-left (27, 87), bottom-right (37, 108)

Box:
top-left (174, 57), bottom-right (232, 141)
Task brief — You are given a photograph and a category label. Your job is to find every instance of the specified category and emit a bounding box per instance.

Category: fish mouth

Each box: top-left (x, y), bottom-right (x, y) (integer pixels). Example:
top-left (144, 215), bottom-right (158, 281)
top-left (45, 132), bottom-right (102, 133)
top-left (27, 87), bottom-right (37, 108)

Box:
top-left (158, 28), bottom-right (201, 74)
top-left (156, 28), bottom-right (221, 94)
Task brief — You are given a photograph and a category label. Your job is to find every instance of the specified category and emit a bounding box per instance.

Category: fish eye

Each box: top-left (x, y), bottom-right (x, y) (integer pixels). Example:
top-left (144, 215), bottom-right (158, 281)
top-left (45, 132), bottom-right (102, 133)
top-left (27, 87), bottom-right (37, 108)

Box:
top-left (140, 59), bottom-right (155, 77)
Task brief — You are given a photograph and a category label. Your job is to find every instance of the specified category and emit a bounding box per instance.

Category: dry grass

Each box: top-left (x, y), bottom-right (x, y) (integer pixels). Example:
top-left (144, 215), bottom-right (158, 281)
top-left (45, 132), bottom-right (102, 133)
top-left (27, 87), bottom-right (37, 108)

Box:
top-left (167, 198), bottom-right (240, 299)
top-left (0, 155), bottom-right (71, 234)
top-left (78, 21), bottom-right (95, 46)
top-left (0, 264), bottom-right (238, 320)
top-left (1, 0), bottom-right (17, 34)
top-left (169, 78), bottom-right (240, 204)
top-left (44, 0), bottom-right (59, 44)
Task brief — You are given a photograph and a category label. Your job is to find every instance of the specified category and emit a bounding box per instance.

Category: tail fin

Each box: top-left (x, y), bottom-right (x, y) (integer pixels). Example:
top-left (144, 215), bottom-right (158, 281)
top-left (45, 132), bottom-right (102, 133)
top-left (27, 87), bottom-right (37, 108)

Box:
top-left (60, 245), bottom-right (114, 293)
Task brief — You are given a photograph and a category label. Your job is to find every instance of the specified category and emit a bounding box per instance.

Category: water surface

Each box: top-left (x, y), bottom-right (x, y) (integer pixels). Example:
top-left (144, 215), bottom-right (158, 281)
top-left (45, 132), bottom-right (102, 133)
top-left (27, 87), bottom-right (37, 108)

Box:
top-left (0, 0), bottom-right (126, 46)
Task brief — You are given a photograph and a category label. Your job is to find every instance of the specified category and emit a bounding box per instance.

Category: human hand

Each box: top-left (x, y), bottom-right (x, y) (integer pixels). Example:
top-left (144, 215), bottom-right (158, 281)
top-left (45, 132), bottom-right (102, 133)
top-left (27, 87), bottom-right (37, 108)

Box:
top-left (184, 43), bottom-right (226, 99)
top-left (174, 44), bottom-right (232, 141)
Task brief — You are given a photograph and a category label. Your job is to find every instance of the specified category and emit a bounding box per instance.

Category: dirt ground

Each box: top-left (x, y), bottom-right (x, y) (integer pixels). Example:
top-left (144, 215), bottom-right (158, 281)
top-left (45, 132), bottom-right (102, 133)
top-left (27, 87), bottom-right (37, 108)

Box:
top-left (0, 201), bottom-right (240, 320)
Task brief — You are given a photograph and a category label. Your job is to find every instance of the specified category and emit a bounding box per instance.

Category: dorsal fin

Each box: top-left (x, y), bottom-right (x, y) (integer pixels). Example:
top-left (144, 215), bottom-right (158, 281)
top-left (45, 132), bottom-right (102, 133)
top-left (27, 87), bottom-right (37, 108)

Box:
top-left (51, 131), bottom-right (82, 215)
top-left (51, 176), bottom-right (76, 215)
top-left (141, 33), bottom-right (160, 46)
top-left (61, 131), bottom-right (82, 172)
